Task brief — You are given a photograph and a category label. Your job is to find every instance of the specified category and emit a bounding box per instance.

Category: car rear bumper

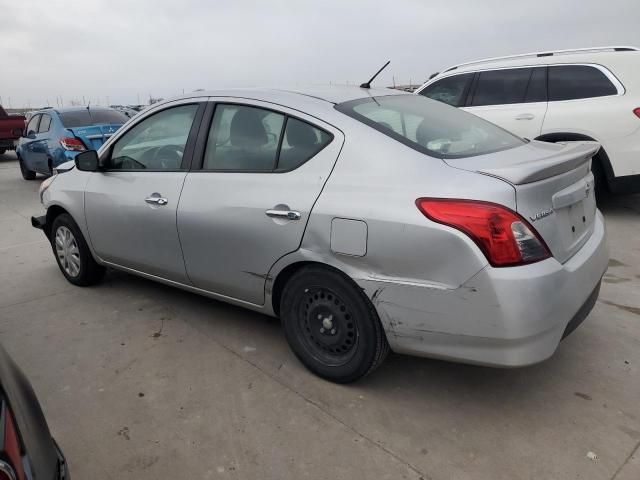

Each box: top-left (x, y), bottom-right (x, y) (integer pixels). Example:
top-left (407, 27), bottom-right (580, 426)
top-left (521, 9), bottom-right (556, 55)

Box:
top-left (361, 210), bottom-right (609, 367)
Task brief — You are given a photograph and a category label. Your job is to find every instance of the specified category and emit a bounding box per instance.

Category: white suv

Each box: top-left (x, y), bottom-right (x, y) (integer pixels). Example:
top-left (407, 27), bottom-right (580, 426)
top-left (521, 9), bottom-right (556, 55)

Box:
top-left (415, 46), bottom-right (640, 195)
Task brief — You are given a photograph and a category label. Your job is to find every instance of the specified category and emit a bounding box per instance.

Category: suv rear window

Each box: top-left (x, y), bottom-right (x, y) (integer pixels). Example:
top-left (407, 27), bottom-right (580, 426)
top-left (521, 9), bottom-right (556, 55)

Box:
top-left (548, 65), bottom-right (618, 101)
top-left (59, 109), bottom-right (128, 128)
top-left (336, 95), bottom-right (524, 159)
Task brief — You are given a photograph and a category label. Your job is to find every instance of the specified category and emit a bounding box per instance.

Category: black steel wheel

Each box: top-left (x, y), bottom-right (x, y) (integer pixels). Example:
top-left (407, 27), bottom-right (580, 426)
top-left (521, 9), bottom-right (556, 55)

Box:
top-left (280, 265), bottom-right (389, 383)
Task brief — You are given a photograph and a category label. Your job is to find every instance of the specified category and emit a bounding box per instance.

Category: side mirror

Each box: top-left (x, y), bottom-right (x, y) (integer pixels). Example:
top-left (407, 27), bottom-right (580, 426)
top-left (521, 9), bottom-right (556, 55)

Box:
top-left (26, 131), bottom-right (37, 139)
top-left (75, 150), bottom-right (100, 172)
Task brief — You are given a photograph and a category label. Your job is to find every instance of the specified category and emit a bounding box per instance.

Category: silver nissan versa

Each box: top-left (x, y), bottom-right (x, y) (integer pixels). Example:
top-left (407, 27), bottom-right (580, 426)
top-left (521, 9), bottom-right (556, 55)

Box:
top-left (32, 86), bottom-right (608, 383)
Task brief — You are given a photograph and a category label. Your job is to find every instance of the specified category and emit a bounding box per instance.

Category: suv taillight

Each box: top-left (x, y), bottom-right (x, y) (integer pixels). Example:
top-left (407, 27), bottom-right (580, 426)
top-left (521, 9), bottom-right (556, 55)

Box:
top-left (60, 137), bottom-right (86, 151)
top-left (416, 198), bottom-right (551, 267)
top-left (634, 107), bottom-right (640, 119)
top-left (0, 402), bottom-right (25, 480)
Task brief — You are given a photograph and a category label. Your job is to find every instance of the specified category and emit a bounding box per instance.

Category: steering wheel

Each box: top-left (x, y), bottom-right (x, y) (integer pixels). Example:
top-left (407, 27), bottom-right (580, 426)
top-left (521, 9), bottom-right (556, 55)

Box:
top-left (154, 145), bottom-right (184, 169)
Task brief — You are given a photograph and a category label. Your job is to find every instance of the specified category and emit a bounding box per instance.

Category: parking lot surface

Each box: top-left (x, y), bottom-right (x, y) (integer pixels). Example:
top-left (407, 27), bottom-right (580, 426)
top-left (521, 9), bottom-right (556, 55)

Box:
top-left (1, 150), bottom-right (639, 479)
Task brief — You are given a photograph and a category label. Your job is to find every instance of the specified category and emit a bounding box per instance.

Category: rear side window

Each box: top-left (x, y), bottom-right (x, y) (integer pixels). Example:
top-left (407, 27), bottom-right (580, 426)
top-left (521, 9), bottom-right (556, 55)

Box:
top-left (204, 105), bottom-right (285, 171)
top-left (278, 118), bottom-right (333, 171)
top-left (524, 67), bottom-right (547, 103)
top-left (38, 115), bottom-right (52, 133)
top-left (419, 73), bottom-right (473, 107)
top-left (548, 65), bottom-right (618, 101)
top-left (59, 109), bottom-right (128, 128)
top-left (471, 68), bottom-right (533, 106)
top-left (203, 105), bottom-right (333, 172)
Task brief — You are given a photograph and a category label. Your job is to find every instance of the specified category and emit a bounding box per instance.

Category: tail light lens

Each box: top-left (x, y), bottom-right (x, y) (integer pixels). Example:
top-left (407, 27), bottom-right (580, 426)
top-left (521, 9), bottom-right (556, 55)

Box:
top-left (634, 107), bottom-right (640, 119)
top-left (416, 198), bottom-right (551, 267)
top-left (0, 402), bottom-right (25, 480)
top-left (60, 137), bottom-right (86, 151)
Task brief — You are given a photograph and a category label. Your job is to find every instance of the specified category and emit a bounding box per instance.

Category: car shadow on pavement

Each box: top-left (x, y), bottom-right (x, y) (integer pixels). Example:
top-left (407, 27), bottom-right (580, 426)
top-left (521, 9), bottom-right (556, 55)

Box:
top-left (101, 268), bottom-right (570, 406)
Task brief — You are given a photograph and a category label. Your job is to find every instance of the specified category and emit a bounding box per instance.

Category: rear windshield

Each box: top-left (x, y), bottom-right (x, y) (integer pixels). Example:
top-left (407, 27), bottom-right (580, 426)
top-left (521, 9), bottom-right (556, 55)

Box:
top-left (336, 95), bottom-right (525, 159)
top-left (59, 109), bottom-right (128, 128)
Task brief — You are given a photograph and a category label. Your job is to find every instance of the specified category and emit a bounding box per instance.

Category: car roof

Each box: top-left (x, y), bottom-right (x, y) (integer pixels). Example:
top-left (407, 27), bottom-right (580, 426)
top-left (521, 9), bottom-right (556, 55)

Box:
top-left (32, 106), bottom-right (117, 115)
top-left (147, 86), bottom-right (409, 125)
top-left (173, 85), bottom-right (406, 105)
top-left (438, 46), bottom-right (640, 75)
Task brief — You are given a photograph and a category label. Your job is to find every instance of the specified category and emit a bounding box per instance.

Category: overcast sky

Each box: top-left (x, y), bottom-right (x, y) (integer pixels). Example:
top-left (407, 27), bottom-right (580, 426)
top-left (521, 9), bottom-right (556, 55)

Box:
top-left (1, 0), bottom-right (638, 108)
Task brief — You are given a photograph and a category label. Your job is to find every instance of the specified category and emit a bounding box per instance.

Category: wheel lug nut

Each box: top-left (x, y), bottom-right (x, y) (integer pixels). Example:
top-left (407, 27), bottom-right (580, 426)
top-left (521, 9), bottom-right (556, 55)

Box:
top-left (330, 329), bottom-right (336, 335)
top-left (317, 314), bottom-right (322, 320)
top-left (320, 328), bottom-right (325, 333)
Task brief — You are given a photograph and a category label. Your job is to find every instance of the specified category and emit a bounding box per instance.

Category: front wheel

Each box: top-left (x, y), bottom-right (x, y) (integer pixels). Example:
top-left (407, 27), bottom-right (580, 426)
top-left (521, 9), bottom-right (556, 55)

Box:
top-left (280, 266), bottom-right (389, 383)
top-left (51, 213), bottom-right (105, 286)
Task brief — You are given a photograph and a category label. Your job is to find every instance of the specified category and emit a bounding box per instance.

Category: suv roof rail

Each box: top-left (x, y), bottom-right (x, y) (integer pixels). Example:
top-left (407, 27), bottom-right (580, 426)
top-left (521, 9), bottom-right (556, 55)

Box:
top-left (443, 46), bottom-right (640, 73)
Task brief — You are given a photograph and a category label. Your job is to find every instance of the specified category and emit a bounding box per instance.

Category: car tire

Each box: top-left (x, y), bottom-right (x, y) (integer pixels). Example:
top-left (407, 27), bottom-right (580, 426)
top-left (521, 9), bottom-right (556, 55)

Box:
top-left (280, 265), bottom-right (389, 383)
top-left (51, 213), bottom-right (105, 286)
top-left (0, 148), bottom-right (6, 155)
top-left (18, 155), bottom-right (36, 180)
top-left (591, 155), bottom-right (609, 202)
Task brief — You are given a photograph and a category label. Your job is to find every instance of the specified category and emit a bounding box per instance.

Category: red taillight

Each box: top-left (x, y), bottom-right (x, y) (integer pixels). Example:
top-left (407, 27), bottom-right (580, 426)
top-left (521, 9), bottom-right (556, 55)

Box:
top-left (634, 107), bottom-right (640, 119)
top-left (2, 406), bottom-right (25, 480)
top-left (416, 198), bottom-right (551, 267)
top-left (60, 137), bottom-right (86, 151)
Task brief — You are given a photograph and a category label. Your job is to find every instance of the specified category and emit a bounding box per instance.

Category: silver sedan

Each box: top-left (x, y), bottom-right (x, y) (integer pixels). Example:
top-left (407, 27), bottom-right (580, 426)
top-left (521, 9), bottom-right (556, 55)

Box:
top-left (32, 87), bottom-right (608, 382)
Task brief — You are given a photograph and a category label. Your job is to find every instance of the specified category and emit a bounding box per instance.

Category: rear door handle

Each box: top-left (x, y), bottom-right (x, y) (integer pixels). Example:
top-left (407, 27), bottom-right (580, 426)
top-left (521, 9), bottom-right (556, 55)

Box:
top-left (515, 113), bottom-right (535, 120)
top-left (265, 209), bottom-right (301, 220)
top-left (145, 194), bottom-right (168, 206)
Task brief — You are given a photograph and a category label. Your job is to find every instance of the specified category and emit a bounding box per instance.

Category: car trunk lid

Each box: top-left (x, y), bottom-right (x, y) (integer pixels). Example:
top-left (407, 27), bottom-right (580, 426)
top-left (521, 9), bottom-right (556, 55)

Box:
top-left (444, 141), bottom-right (600, 264)
top-left (66, 124), bottom-right (122, 150)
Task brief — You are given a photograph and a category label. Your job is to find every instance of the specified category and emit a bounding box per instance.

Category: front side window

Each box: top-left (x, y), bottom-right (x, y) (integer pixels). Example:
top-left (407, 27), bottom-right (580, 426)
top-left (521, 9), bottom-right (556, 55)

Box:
top-left (38, 115), bottom-right (52, 133)
top-left (109, 104), bottom-right (198, 170)
top-left (548, 65), bottom-right (618, 101)
top-left (419, 73), bottom-right (473, 107)
top-left (471, 68), bottom-right (533, 106)
top-left (26, 115), bottom-right (40, 135)
top-left (336, 95), bottom-right (525, 159)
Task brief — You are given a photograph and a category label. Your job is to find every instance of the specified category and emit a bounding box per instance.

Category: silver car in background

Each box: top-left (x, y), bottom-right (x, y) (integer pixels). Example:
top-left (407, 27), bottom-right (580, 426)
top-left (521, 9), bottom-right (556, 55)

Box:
top-left (32, 87), bottom-right (608, 383)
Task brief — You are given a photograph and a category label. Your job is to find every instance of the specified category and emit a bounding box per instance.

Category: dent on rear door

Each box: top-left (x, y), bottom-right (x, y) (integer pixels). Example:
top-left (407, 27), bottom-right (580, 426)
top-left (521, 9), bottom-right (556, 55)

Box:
top-left (177, 107), bottom-right (345, 306)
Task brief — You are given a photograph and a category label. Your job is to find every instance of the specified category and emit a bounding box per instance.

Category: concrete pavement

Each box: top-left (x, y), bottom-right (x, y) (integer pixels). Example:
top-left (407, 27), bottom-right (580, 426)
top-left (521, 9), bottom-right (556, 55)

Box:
top-left (1, 150), bottom-right (639, 479)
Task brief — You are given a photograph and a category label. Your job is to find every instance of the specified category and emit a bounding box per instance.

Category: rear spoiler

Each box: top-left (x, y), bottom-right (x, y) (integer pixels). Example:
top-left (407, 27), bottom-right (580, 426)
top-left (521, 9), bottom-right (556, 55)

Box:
top-left (478, 142), bottom-right (600, 185)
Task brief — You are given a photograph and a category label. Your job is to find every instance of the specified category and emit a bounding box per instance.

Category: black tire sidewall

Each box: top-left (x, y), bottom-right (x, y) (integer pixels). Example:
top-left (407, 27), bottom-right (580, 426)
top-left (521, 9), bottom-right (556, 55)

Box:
top-left (281, 267), bottom-right (385, 383)
top-left (50, 214), bottom-right (100, 286)
top-left (19, 156), bottom-right (36, 180)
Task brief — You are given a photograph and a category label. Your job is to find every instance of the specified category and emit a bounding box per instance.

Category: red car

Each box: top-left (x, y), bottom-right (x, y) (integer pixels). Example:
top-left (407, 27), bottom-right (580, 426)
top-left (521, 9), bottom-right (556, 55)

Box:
top-left (0, 106), bottom-right (26, 154)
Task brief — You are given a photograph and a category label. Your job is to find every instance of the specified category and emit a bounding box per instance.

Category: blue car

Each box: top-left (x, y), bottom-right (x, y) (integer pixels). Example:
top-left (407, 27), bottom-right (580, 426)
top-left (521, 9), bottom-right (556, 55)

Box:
top-left (17, 107), bottom-right (128, 179)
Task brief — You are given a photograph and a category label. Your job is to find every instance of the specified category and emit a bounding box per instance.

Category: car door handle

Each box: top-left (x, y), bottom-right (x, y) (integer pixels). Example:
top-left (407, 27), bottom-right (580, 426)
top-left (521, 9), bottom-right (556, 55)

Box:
top-left (265, 209), bottom-right (301, 220)
top-left (145, 195), bottom-right (168, 206)
top-left (515, 113), bottom-right (535, 120)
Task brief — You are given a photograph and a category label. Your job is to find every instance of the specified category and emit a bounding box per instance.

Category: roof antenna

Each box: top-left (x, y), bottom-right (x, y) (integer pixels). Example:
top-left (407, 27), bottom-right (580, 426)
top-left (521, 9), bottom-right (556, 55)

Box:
top-left (360, 60), bottom-right (391, 89)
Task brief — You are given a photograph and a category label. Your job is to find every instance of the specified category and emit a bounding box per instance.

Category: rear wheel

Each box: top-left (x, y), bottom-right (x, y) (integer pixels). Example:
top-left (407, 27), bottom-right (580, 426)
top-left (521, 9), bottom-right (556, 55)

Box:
top-left (280, 265), bottom-right (389, 383)
top-left (591, 154), bottom-right (610, 202)
top-left (18, 155), bottom-right (36, 180)
top-left (51, 213), bottom-right (105, 286)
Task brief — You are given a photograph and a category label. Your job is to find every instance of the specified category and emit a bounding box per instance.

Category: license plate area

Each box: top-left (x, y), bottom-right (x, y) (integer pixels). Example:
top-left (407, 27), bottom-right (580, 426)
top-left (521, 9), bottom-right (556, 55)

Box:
top-left (554, 178), bottom-right (597, 252)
